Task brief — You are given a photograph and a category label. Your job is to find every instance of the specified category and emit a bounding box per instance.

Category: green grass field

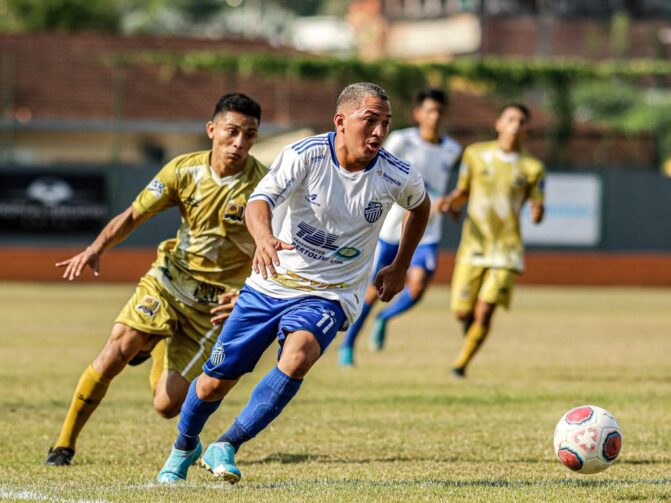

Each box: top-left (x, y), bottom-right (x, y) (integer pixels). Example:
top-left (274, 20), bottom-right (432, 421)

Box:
top-left (1, 282), bottom-right (670, 502)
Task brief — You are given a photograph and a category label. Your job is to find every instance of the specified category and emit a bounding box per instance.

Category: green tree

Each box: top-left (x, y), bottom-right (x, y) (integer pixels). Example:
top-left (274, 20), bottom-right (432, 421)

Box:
top-left (3, 0), bottom-right (122, 32)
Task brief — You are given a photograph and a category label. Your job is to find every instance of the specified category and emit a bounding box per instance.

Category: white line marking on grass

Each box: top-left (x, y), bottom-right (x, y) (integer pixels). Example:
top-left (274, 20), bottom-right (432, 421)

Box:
top-left (0, 487), bottom-right (109, 503)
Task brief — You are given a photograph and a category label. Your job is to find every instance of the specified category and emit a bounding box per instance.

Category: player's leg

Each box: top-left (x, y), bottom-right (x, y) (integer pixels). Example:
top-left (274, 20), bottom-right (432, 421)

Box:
top-left (152, 302), bottom-right (223, 418)
top-left (46, 274), bottom-right (177, 466)
top-left (372, 243), bottom-right (437, 347)
top-left (451, 268), bottom-right (516, 377)
top-left (45, 323), bottom-right (156, 465)
top-left (339, 239), bottom-right (397, 365)
top-left (339, 283), bottom-right (377, 366)
top-left (202, 297), bottom-right (346, 483)
top-left (157, 286), bottom-right (283, 483)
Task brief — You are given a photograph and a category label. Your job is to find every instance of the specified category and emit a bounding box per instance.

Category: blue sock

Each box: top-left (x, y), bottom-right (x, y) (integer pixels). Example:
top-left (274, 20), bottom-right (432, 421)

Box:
top-left (175, 377), bottom-right (222, 451)
top-left (341, 301), bottom-right (372, 349)
top-left (217, 367), bottom-right (302, 451)
top-left (377, 288), bottom-right (419, 322)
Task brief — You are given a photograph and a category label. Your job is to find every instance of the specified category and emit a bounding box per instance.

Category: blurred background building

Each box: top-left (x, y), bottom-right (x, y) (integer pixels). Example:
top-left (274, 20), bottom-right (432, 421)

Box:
top-left (0, 0), bottom-right (670, 284)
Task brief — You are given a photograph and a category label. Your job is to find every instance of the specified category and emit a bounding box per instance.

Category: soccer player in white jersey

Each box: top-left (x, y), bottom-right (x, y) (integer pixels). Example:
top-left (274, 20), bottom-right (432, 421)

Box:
top-left (338, 88), bottom-right (461, 367)
top-left (156, 82), bottom-right (430, 484)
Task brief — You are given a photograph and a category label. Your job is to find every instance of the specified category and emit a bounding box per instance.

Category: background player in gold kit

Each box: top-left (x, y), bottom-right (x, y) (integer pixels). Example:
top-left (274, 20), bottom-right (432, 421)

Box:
top-left (44, 93), bottom-right (267, 466)
top-left (441, 103), bottom-right (545, 378)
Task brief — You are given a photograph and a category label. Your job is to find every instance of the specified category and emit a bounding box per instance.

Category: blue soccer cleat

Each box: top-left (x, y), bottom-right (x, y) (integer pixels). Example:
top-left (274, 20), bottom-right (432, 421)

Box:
top-left (156, 441), bottom-right (202, 484)
top-left (367, 318), bottom-right (387, 352)
top-left (201, 442), bottom-right (242, 484)
top-left (338, 346), bottom-right (354, 367)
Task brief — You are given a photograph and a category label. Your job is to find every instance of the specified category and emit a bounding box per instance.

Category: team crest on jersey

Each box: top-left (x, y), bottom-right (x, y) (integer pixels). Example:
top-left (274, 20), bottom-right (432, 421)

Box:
top-left (364, 201), bottom-right (383, 223)
top-left (223, 197), bottom-right (246, 224)
top-left (135, 295), bottom-right (161, 318)
top-left (210, 340), bottom-right (225, 366)
top-left (146, 178), bottom-right (165, 198)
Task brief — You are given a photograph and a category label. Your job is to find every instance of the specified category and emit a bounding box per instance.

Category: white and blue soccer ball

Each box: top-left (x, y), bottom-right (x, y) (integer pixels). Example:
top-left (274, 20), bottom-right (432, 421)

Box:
top-left (553, 405), bottom-right (622, 474)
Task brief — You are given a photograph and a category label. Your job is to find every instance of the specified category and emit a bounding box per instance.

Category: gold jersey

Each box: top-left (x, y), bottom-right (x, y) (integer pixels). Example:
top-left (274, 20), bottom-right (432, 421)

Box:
top-left (132, 151), bottom-right (267, 304)
top-left (455, 141), bottom-right (545, 272)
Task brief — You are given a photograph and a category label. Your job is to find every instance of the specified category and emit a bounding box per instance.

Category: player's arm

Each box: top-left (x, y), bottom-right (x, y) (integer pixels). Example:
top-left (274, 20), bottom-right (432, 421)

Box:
top-left (245, 199), bottom-right (294, 280)
top-left (439, 187), bottom-right (469, 217)
top-left (375, 195), bottom-right (430, 301)
top-left (56, 206), bottom-right (147, 281)
top-left (528, 164), bottom-right (546, 224)
top-left (56, 163), bottom-right (177, 281)
top-left (439, 149), bottom-right (470, 218)
top-left (245, 146), bottom-right (303, 279)
top-left (433, 148), bottom-right (463, 215)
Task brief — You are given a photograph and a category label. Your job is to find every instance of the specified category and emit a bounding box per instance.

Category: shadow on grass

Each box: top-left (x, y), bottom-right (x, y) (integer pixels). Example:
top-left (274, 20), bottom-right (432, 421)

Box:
top-left (241, 478), bottom-right (671, 491)
top-left (247, 453), bottom-right (668, 467)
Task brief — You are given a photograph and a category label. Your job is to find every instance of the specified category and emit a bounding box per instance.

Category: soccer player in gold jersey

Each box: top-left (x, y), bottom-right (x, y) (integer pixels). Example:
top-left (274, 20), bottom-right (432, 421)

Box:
top-left (441, 103), bottom-right (545, 378)
top-left (45, 94), bottom-right (267, 466)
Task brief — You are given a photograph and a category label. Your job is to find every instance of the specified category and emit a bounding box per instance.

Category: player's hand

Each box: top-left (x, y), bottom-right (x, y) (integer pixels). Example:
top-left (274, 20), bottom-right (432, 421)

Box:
top-left (439, 196), bottom-right (462, 221)
top-left (210, 291), bottom-right (239, 325)
top-left (252, 236), bottom-right (294, 279)
top-left (55, 246), bottom-right (101, 281)
top-left (374, 263), bottom-right (407, 302)
top-left (530, 201), bottom-right (544, 224)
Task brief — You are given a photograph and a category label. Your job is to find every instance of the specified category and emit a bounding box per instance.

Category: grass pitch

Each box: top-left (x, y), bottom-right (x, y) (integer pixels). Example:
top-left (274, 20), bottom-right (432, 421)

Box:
top-left (1, 282), bottom-right (670, 502)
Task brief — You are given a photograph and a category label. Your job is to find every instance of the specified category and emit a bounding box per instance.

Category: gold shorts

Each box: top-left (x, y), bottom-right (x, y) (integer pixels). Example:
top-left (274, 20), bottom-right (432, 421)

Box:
top-left (450, 263), bottom-right (518, 313)
top-left (115, 270), bottom-right (222, 383)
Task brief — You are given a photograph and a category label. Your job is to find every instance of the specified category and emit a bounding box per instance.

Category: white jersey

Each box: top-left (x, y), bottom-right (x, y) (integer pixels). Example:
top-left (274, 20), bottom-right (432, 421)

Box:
top-left (247, 132), bottom-right (426, 325)
top-left (378, 128), bottom-right (461, 245)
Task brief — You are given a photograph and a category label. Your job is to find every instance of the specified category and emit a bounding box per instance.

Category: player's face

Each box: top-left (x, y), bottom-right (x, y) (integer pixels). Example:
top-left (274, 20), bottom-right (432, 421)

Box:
top-left (413, 98), bottom-right (445, 133)
top-left (336, 96), bottom-right (391, 162)
top-left (207, 111), bottom-right (259, 167)
top-left (495, 107), bottom-right (529, 144)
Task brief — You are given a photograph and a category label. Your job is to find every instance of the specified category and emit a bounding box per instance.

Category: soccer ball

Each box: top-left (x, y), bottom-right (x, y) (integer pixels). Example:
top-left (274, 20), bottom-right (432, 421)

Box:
top-left (553, 405), bottom-right (622, 474)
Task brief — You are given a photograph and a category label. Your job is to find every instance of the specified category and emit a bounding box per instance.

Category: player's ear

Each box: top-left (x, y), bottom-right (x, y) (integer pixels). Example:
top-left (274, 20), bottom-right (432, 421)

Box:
top-left (333, 112), bottom-right (345, 133)
top-left (206, 121), bottom-right (215, 140)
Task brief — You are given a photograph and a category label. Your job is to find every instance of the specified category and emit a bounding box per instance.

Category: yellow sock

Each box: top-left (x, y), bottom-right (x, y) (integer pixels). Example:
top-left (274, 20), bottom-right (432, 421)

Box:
top-left (452, 323), bottom-right (489, 370)
top-left (54, 365), bottom-right (111, 450)
top-left (149, 339), bottom-right (167, 396)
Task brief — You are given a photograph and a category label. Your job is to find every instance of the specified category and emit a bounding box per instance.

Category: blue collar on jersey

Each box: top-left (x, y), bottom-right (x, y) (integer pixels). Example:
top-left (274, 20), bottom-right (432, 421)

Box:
top-left (328, 131), bottom-right (379, 172)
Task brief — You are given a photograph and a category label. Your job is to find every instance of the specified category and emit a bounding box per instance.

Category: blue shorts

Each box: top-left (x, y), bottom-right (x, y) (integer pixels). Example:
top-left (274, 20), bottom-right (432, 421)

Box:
top-left (203, 285), bottom-right (346, 380)
top-left (371, 239), bottom-right (439, 280)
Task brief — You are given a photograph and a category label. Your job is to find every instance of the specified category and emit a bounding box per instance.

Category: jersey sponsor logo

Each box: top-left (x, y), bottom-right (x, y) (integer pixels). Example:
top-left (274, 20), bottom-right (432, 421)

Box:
top-left (305, 154), bottom-right (327, 166)
top-left (304, 193), bottom-right (321, 206)
top-left (135, 295), bottom-right (161, 318)
top-left (335, 246), bottom-right (361, 260)
top-left (210, 340), bottom-right (225, 366)
top-left (269, 176), bottom-right (296, 204)
top-left (296, 221), bottom-right (339, 251)
top-left (382, 173), bottom-right (402, 187)
top-left (147, 178), bottom-right (165, 198)
top-left (364, 201), bottom-right (383, 223)
top-left (193, 282), bottom-right (226, 304)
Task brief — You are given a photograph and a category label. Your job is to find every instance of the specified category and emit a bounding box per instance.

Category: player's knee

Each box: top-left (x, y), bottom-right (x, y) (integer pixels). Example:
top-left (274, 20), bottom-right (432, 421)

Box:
top-left (280, 350), bottom-right (315, 379)
top-left (456, 311), bottom-right (472, 323)
top-left (196, 374), bottom-right (232, 401)
top-left (95, 326), bottom-right (144, 376)
top-left (153, 396), bottom-right (181, 419)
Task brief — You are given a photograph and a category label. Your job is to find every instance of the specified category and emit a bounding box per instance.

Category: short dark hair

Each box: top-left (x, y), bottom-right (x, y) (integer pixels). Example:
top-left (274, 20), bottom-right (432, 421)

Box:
top-left (212, 93), bottom-right (262, 122)
top-left (336, 82), bottom-right (389, 112)
top-left (416, 88), bottom-right (447, 106)
top-left (500, 102), bottom-right (531, 121)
